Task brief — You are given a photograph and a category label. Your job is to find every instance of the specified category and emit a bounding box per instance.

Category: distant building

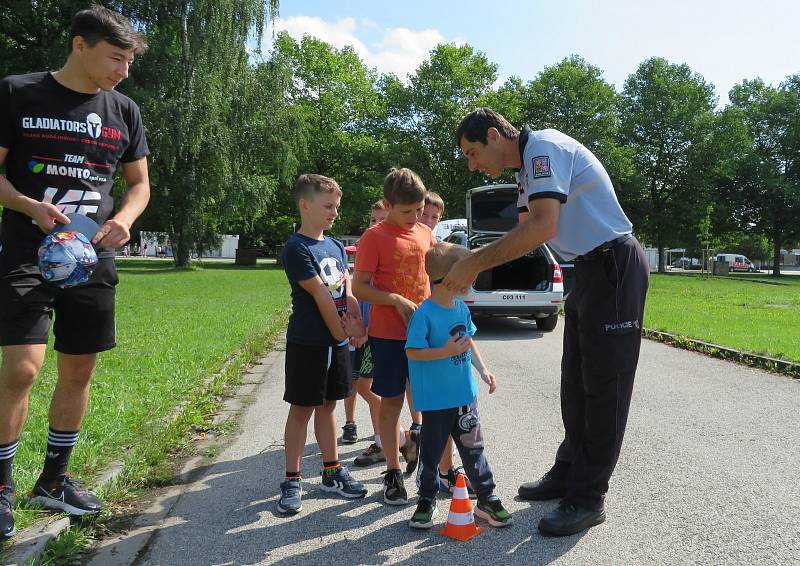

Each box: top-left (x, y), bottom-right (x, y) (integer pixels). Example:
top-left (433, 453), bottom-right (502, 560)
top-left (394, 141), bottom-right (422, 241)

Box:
top-left (138, 232), bottom-right (239, 259)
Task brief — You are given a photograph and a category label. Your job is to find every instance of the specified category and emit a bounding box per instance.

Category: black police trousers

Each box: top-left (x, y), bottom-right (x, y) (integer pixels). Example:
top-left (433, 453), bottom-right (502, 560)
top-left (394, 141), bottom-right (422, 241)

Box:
top-left (554, 236), bottom-right (649, 509)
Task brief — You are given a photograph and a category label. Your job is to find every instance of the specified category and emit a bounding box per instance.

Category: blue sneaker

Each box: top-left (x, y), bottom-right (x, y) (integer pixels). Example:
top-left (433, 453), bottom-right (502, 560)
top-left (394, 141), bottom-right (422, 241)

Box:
top-left (321, 466), bottom-right (367, 499)
top-left (277, 477), bottom-right (303, 515)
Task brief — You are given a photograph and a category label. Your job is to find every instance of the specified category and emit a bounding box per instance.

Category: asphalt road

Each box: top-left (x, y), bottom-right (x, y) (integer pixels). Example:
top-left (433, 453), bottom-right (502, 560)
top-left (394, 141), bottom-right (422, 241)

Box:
top-left (86, 318), bottom-right (800, 565)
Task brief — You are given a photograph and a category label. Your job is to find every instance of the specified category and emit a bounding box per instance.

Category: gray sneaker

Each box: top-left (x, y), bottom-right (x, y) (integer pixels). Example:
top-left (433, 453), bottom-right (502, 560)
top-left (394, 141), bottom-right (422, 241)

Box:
top-left (353, 443), bottom-right (386, 467)
top-left (320, 466), bottom-right (367, 499)
top-left (277, 478), bottom-right (303, 515)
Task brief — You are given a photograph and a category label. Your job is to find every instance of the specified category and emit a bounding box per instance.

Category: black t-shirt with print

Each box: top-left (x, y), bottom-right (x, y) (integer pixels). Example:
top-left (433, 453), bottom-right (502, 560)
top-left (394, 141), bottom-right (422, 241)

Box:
top-left (0, 72), bottom-right (149, 258)
top-left (282, 232), bottom-right (349, 347)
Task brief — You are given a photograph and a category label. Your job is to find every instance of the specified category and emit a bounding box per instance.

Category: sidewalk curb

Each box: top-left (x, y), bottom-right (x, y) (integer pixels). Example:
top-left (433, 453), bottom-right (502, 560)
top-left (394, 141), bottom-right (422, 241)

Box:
top-left (644, 328), bottom-right (800, 378)
top-left (81, 349), bottom-right (281, 566)
top-left (2, 517), bottom-right (70, 566)
top-left (2, 342), bottom-right (279, 566)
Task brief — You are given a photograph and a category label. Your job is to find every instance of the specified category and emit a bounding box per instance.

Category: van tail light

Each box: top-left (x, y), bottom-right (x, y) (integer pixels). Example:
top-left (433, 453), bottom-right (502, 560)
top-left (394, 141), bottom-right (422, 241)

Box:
top-left (552, 263), bottom-right (563, 284)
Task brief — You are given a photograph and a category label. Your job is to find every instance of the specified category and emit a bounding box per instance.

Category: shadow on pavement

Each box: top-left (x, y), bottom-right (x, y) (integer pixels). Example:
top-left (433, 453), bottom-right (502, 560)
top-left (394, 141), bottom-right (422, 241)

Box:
top-left (97, 439), bottom-right (585, 565)
top-left (472, 316), bottom-right (552, 342)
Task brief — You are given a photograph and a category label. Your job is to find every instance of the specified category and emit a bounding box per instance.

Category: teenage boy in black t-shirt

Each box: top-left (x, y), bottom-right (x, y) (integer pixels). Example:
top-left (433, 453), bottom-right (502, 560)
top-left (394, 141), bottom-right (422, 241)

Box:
top-left (0, 5), bottom-right (150, 539)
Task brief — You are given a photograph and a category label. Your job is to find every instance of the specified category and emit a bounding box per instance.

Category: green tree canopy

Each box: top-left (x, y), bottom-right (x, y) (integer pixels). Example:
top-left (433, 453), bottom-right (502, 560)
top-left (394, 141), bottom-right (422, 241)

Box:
top-left (618, 57), bottom-right (718, 271)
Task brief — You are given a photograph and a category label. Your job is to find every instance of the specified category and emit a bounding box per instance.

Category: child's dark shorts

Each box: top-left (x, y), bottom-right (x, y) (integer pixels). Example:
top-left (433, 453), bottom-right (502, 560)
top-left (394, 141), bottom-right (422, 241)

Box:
top-left (369, 337), bottom-right (409, 398)
top-left (284, 341), bottom-right (352, 406)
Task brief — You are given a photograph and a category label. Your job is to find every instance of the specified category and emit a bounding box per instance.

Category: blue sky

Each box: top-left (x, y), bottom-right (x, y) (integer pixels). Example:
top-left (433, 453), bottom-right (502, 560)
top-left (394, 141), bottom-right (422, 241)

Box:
top-left (264, 0), bottom-right (800, 106)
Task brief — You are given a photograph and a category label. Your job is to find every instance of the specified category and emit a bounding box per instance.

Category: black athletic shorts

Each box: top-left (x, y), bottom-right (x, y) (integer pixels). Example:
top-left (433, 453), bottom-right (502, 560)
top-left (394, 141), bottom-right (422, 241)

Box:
top-left (0, 248), bottom-right (118, 355)
top-left (284, 341), bottom-right (352, 406)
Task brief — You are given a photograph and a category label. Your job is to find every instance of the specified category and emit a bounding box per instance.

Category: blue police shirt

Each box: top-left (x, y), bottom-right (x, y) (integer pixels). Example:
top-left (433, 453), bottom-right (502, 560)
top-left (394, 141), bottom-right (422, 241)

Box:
top-left (282, 233), bottom-right (348, 346)
top-left (519, 128), bottom-right (633, 260)
top-left (405, 298), bottom-right (478, 412)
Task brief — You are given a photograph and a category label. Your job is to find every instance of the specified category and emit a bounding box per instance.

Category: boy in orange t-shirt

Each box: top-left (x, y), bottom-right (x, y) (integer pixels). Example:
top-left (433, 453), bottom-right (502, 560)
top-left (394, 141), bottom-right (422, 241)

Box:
top-left (352, 168), bottom-right (437, 506)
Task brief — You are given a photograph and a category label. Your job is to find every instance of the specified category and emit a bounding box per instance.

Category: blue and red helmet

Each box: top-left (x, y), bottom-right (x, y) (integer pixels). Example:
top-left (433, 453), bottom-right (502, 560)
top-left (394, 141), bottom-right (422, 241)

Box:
top-left (37, 214), bottom-right (100, 288)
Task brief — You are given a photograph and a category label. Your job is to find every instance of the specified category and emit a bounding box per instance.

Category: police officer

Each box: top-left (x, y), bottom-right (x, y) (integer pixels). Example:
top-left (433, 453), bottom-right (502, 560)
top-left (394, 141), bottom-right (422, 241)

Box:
top-left (446, 107), bottom-right (649, 536)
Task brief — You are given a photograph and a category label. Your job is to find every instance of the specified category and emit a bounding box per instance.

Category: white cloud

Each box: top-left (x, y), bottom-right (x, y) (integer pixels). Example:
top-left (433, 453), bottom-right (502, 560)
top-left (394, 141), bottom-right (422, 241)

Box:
top-left (265, 16), bottom-right (457, 81)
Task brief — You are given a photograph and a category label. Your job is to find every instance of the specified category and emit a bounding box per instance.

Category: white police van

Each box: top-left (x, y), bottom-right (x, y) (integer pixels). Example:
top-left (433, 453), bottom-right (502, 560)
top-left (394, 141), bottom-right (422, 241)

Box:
top-left (715, 253), bottom-right (756, 272)
top-left (443, 184), bottom-right (568, 331)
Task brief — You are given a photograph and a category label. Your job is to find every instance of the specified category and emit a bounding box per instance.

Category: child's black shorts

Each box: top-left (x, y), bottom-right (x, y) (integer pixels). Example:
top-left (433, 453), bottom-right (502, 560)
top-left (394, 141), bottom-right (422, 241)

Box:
top-left (0, 251), bottom-right (118, 355)
top-left (284, 341), bottom-right (352, 406)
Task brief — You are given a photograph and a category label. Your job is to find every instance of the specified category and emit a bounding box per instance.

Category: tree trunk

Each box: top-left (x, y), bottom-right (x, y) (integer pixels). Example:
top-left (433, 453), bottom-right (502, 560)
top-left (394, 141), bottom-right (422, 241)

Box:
top-left (657, 232), bottom-right (665, 273)
top-left (772, 237), bottom-right (782, 277)
top-left (173, 234), bottom-right (192, 267)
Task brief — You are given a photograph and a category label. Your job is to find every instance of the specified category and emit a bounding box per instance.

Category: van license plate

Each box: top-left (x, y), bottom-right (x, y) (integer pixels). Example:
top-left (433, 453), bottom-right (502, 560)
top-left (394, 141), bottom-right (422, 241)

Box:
top-left (502, 294), bottom-right (527, 300)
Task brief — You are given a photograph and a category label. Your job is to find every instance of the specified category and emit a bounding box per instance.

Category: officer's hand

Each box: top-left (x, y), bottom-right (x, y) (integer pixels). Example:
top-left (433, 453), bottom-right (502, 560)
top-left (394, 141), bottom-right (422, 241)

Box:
top-left (29, 202), bottom-right (69, 234)
top-left (93, 217), bottom-right (131, 248)
top-left (443, 256), bottom-right (478, 295)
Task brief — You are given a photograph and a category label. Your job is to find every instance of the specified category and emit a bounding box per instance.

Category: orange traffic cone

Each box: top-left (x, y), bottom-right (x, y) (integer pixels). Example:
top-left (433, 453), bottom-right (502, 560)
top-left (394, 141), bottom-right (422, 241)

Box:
top-left (440, 472), bottom-right (484, 541)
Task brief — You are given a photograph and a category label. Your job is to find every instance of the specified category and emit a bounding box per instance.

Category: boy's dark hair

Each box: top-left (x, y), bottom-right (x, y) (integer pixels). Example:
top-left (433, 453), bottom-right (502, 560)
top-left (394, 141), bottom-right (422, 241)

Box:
top-left (383, 167), bottom-right (426, 205)
top-left (70, 4), bottom-right (148, 54)
top-left (424, 191), bottom-right (445, 214)
top-left (456, 107), bottom-right (518, 145)
top-left (294, 173), bottom-right (342, 203)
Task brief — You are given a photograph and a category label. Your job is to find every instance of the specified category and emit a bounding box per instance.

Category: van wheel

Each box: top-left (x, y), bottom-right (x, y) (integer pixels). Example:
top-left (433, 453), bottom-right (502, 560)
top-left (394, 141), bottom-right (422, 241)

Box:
top-left (536, 314), bottom-right (559, 332)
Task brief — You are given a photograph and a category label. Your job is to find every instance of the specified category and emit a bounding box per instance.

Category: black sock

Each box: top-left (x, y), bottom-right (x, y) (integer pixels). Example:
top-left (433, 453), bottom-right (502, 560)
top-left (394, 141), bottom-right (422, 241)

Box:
top-left (410, 422), bottom-right (422, 432)
top-left (285, 471), bottom-right (301, 479)
top-left (0, 439), bottom-right (19, 487)
top-left (40, 428), bottom-right (79, 483)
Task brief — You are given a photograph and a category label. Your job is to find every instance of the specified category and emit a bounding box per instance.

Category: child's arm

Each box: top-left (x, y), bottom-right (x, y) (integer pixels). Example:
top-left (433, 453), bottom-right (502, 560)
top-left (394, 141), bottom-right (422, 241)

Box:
top-left (352, 270), bottom-right (417, 323)
top-left (469, 338), bottom-right (497, 393)
top-left (406, 334), bottom-right (470, 361)
top-left (297, 276), bottom-right (349, 342)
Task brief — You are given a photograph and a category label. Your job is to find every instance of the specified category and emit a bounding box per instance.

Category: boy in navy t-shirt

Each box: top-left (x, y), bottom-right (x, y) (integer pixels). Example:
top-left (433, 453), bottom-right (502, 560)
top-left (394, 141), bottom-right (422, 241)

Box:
top-left (278, 174), bottom-right (368, 515)
top-left (405, 242), bottom-right (512, 529)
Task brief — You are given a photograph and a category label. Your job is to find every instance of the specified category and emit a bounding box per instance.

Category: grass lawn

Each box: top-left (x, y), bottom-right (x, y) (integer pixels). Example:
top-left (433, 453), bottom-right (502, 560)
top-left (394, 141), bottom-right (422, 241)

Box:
top-left (6, 259), bottom-right (288, 539)
top-left (645, 273), bottom-right (800, 363)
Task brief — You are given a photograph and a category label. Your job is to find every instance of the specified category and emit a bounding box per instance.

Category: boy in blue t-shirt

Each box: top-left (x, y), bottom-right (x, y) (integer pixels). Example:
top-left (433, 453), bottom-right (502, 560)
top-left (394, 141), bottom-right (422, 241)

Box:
top-left (278, 174), bottom-right (368, 515)
top-left (405, 242), bottom-right (512, 529)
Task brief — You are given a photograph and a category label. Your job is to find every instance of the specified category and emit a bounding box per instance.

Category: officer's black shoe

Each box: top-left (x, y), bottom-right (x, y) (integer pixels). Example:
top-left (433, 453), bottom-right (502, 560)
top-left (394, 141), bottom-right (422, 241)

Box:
top-left (518, 465), bottom-right (568, 501)
top-left (537, 500), bottom-right (606, 536)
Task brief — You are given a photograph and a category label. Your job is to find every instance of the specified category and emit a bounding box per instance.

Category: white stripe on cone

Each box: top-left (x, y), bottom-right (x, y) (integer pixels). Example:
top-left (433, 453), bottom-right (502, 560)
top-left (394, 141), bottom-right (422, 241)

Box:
top-left (446, 511), bottom-right (475, 526)
top-left (452, 485), bottom-right (469, 500)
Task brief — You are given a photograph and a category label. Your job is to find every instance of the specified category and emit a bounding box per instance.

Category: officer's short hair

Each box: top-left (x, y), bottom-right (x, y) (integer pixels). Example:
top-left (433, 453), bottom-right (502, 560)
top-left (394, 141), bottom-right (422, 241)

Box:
top-left (70, 4), bottom-right (148, 54)
top-left (456, 107), bottom-right (519, 145)
top-left (294, 174), bottom-right (342, 203)
top-left (425, 242), bottom-right (471, 282)
top-left (383, 167), bottom-right (426, 205)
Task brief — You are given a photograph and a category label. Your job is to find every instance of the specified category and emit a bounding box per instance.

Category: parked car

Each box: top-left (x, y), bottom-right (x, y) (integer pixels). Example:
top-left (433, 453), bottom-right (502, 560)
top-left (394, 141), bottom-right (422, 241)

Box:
top-left (443, 184), bottom-right (572, 331)
top-left (671, 257), bottom-right (701, 269)
top-left (715, 253), bottom-right (755, 272)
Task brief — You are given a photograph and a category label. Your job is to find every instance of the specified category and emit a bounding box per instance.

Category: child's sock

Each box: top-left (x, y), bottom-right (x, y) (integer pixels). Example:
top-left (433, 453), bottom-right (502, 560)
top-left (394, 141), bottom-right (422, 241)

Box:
top-left (323, 461), bottom-right (341, 475)
top-left (374, 434), bottom-right (382, 448)
top-left (398, 427), bottom-right (407, 448)
top-left (0, 439), bottom-right (19, 487)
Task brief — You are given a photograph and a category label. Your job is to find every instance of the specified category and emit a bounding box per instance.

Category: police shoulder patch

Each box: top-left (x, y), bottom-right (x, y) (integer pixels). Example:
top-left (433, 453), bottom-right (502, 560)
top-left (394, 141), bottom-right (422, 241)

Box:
top-left (532, 156), bottom-right (551, 178)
